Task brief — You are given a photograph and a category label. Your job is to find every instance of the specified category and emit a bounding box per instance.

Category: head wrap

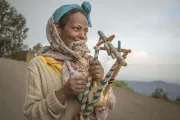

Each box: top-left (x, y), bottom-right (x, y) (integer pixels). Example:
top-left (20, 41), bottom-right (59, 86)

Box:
top-left (39, 2), bottom-right (92, 85)
top-left (53, 1), bottom-right (92, 27)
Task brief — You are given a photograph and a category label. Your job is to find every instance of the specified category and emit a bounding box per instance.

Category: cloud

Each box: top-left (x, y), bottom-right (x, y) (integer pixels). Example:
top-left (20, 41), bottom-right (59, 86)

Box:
top-left (90, 49), bottom-right (180, 83)
top-left (7, 0), bottom-right (179, 64)
top-left (95, 49), bottom-right (170, 72)
top-left (133, 51), bottom-right (149, 58)
top-left (117, 64), bottom-right (180, 82)
top-left (127, 50), bottom-right (172, 65)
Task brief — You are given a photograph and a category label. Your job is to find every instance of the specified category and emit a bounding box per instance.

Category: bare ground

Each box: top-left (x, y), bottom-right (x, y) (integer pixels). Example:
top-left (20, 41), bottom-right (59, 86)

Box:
top-left (0, 58), bottom-right (180, 120)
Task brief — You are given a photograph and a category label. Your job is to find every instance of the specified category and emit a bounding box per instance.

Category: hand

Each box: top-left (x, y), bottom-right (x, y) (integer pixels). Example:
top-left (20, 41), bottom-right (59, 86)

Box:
top-left (94, 88), bottom-right (116, 120)
top-left (63, 75), bottom-right (87, 96)
top-left (106, 88), bottom-right (116, 111)
top-left (89, 60), bottom-right (104, 84)
top-left (95, 106), bottom-right (109, 120)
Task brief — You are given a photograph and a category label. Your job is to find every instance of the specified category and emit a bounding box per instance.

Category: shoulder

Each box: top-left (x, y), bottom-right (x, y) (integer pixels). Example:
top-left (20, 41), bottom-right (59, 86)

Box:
top-left (28, 56), bottom-right (63, 75)
top-left (27, 56), bottom-right (42, 74)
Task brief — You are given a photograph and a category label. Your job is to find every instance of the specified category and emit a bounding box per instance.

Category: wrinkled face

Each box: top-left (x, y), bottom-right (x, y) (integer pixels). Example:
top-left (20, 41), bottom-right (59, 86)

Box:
top-left (57, 12), bottom-right (88, 47)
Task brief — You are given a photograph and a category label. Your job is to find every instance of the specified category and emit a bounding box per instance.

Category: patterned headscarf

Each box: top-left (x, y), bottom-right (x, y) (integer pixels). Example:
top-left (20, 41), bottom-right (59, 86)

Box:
top-left (40, 1), bottom-right (92, 61)
top-left (41, 17), bottom-right (90, 62)
top-left (53, 1), bottom-right (92, 27)
top-left (39, 2), bottom-right (92, 84)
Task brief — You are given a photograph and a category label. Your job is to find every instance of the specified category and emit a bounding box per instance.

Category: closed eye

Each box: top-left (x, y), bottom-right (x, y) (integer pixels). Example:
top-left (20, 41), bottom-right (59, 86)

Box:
top-left (85, 28), bottom-right (88, 34)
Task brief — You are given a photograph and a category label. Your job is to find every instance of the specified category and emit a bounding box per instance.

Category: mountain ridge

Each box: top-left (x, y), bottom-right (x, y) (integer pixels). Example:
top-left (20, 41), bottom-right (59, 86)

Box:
top-left (121, 80), bottom-right (180, 100)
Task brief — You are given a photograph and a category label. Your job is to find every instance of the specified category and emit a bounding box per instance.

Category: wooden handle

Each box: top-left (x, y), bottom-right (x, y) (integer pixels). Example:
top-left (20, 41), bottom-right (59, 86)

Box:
top-left (97, 47), bottom-right (132, 53)
top-left (96, 35), bottom-right (115, 47)
top-left (111, 64), bottom-right (121, 79)
top-left (103, 52), bottom-right (129, 96)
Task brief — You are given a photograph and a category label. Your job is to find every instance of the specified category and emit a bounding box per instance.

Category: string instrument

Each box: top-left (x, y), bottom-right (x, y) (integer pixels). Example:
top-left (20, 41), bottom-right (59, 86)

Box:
top-left (77, 31), bottom-right (131, 120)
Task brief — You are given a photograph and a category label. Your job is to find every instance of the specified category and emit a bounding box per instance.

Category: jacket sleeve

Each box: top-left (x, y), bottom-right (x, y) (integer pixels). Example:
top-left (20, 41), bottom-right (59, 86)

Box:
top-left (23, 60), bottom-right (67, 120)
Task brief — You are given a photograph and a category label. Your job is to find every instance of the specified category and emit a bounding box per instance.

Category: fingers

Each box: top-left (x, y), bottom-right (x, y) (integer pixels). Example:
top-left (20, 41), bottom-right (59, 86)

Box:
top-left (89, 61), bottom-right (104, 72)
top-left (95, 106), bottom-right (108, 113)
top-left (91, 69), bottom-right (103, 75)
top-left (72, 75), bottom-right (87, 80)
top-left (70, 82), bottom-right (85, 95)
top-left (89, 65), bottom-right (103, 72)
top-left (67, 75), bottom-right (87, 95)
top-left (75, 80), bottom-right (86, 85)
top-left (89, 61), bottom-right (104, 81)
top-left (90, 60), bottom-right (102, 66)
top-left (96, 107), bottom-right (102, 112)
top-left (74, 84), bottom-right (86, 94)
top-left (75, 84), bottom-right (85, 90)
top-left (89, 71), bottom-right (104, 81)
top-left (91, 72), bottom-right (103, 81)
top-left (73, 76), bottom-right (86, 91)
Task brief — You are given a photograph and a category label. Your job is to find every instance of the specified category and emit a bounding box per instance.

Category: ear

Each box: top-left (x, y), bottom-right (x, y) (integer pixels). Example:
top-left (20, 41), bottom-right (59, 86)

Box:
top-left (55, 23), bottom-right (62, 36)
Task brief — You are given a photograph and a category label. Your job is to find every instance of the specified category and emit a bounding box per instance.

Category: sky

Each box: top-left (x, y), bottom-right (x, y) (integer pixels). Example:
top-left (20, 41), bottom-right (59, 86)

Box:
top-left (7, 0), bottom-right (180, 84)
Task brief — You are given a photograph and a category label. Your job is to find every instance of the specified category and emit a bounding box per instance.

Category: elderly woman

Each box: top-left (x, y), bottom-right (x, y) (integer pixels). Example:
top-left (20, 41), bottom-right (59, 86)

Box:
top-left (23, 1), bottom-right (116, 120)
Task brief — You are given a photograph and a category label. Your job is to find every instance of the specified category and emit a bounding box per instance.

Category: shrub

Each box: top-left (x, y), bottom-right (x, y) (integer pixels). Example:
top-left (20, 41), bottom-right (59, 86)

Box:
top-left (176, 97), bottom-right (180, 102)
top-left (151, 88), bottom-right (172, 102)
top-left (175, 97), bottom-right (180, 104)
top-left (151, 88), bottom-right (163, 99)
top-left (113, 80), bottom-right (134, 92)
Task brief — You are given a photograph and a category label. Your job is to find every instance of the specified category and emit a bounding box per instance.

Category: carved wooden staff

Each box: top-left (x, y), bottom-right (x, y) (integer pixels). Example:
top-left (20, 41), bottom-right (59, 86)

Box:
top-left (103, 48), bottom-right (131, 96)
top-left (79, 42), bottom-right (101, 120)
top-left (79, 30), bottom-right (131, 120)
top-left (82, 31), bottom-right (128, 119)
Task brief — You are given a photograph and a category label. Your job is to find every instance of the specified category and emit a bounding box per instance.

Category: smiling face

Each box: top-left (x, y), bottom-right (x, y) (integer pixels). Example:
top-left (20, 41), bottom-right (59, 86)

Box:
top-left (57, 12), bottom-right (88, 47)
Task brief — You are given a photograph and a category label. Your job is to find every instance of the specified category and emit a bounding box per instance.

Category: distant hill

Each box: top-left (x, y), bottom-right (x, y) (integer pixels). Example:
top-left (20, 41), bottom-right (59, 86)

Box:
top-left (124, 80), bottom-right (180, 100)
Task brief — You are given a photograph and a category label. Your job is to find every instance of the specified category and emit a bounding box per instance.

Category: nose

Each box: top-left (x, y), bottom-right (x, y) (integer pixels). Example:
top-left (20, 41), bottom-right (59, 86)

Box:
top-left (78, 31), bottom-right (87, 40)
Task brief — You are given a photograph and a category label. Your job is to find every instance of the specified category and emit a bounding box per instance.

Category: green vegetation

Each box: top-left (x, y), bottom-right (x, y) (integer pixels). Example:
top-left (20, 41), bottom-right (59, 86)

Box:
top-left (113, 80), bottom-right (134, 92)
top-left (175, 97), bottom-right (180, 104)
top-left (176, 97), bottom-right (180, 102)
top-left (0, 0), bottom-right (29, 57)
top-left (151, 88), bottom-right (180, 105)
top-left (151, 88), bottom-right (171, 102)
top-left (32, 43), bottom-right (43, 56)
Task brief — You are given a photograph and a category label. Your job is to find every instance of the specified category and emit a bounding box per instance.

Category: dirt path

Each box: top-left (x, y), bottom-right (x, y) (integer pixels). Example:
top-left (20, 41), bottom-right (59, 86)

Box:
top-left (108, 86), bottom-right (180, 120)
top-left (0, 58), bottom-right (27, 120)
top-left (0, 58), bottom-right (180, 120)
